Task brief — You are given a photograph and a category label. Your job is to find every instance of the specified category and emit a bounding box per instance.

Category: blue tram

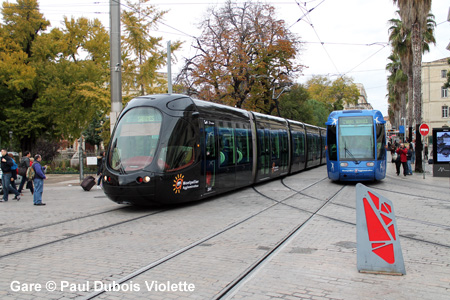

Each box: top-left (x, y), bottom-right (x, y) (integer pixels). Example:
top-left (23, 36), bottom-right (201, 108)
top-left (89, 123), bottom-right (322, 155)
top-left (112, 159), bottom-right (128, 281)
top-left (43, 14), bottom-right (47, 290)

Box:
top-left (102, 94), bottom-right (326, 205)
top-left (325, 110), bottom-right (386, 181)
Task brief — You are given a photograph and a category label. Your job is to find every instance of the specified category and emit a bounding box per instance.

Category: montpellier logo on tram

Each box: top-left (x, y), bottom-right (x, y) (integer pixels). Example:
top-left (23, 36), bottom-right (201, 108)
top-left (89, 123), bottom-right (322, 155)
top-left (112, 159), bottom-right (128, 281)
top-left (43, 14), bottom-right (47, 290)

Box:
top-left (173, 174), bottom-right (184, 194)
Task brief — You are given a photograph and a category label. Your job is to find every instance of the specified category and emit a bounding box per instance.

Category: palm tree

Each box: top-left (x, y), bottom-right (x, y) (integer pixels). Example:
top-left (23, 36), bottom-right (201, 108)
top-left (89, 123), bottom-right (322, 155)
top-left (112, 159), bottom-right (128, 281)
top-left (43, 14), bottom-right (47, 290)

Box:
top-left (386, 52), bottom-right (407, 130)
top-left (391, 1), bottom-right (435, 172)
top-left (388, 17), bottom-right (412, 140)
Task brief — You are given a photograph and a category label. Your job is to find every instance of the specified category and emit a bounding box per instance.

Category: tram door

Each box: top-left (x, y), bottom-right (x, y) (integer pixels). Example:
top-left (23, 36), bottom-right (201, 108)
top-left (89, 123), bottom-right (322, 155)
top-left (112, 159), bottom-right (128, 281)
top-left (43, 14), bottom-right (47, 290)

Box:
top-left (203, 120), bottom-right (217, 193)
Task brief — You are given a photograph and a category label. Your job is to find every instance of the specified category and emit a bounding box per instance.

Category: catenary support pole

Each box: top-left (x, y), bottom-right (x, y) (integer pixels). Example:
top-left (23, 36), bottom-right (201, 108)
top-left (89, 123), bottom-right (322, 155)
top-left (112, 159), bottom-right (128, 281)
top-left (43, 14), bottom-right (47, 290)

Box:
top-left (167, 41), bottom-right (172, 94)
top-left (110, 0), bottom-right (122, 133)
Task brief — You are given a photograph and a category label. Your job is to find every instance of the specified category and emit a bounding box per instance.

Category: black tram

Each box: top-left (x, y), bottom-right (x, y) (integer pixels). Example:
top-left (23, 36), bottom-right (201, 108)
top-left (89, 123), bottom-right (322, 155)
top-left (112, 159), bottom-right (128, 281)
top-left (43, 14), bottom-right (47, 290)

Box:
top-left (103, 94), bottom-right (325, 205)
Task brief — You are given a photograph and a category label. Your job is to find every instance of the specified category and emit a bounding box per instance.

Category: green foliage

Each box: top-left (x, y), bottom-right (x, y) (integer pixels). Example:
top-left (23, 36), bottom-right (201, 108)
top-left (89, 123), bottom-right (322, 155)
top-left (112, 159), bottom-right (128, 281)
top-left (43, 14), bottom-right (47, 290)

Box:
top-left (306, 75), bottom-right (360, 111)
top-left (306, 99), bottom-right (331, 127)
top-left (121, 0), bottom-right (182, 97)
top-left (83, 112), bottom-right (106, 147)
top-left (277, 84), bottom-right (331, 127)
top-left (0, 0), bottom-right (110, 152)
top-left (278, 84), bottom-right (313, 122)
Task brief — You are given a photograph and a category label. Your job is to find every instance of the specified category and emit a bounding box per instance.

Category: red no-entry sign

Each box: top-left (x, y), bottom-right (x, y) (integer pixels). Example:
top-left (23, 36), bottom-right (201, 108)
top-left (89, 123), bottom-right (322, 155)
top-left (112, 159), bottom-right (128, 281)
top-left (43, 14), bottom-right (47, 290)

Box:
top-left (419, 123), bottom-right (430, 136)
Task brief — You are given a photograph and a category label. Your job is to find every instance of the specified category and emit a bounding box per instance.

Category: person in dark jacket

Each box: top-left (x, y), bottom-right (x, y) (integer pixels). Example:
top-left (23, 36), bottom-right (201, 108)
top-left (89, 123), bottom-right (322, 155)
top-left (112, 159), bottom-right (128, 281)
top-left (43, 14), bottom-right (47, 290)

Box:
top-left (96, 151), bottom-right (105, 189)
top-left (406, 144), bottom-right (413, 175)
top-left (1, 148), bottom-right (21, 202)
top-left (18, 151), bottom-right (32, 194)
top-left (32, 154), bottom-right (47, 206)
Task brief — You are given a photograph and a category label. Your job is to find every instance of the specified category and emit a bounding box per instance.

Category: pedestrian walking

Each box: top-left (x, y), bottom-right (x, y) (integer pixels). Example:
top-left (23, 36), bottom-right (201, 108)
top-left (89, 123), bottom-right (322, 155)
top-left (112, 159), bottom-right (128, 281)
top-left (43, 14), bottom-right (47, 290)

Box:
top-left (8, 153), bottom-right (21, 199)
top-left (424, 144), bottom-right (429, 160)
top-left (1, 148), bottom-right (21, 202)
top-left (32, 154), bottom-right (47, 206)
top-left (394, 149), bottom-right (401, 175)
top-left (96, 151), bottom-right (105, 189)
top-left (396, 144), bottom-right (408, 177)
top-left (18, 151), bottom-right (32, 194)
top-left (406, 144), bottom-right (413, 175)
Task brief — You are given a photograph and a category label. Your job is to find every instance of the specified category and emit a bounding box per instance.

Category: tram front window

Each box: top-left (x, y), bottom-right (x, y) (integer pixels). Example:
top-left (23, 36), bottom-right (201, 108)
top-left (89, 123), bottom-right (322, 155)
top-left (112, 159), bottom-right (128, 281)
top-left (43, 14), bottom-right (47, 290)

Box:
top-left (109, 107), bottom-right (162, 173)
top-left (338, 116), bottom-right (374, 161)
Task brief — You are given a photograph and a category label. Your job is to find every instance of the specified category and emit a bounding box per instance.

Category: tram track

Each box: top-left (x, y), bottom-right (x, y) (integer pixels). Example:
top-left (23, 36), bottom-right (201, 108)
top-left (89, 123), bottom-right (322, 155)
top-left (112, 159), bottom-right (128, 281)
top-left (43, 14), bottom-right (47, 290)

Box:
top-left (384, 172), bottom-right (450, 196)
top-left (0, 208), bottom-right (168, 259)
top-left (0, 206), bottom-right (126, 238)
top-left (3, 170), bottom-right (448, 299)
top-left (282, 176), bottom-right (450, 230)
top-left (82, 173), bottom-right (450, 299)
top-left (211, 183), bottom-right (347, 299)
top-left (279, 178), bottom-right (450, 249)
top-left (83, 175), bottom-right (340, 299)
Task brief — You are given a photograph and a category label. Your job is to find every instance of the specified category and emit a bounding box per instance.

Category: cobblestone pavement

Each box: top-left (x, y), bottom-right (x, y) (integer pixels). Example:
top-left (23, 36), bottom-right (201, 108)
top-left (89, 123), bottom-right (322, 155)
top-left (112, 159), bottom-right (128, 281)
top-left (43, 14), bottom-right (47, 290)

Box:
top-left (0, 162), bottom-right (449, 300)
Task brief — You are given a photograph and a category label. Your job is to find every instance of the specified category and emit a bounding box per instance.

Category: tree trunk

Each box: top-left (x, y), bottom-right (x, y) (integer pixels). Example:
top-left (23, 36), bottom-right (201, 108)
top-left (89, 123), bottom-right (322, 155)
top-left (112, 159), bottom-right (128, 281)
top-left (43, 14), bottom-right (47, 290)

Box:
top-left (407, 71), bottom-right (413, 143)
top-left (415, 124), bottom-right (423, 173)
top-left (411, 22), bottom-right (423, 172)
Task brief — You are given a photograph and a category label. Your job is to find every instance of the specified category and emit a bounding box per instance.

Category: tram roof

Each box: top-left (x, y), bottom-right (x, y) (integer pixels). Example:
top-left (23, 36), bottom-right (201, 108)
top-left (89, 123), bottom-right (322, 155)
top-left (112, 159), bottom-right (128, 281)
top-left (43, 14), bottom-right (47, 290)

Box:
top-left (193, 98), bottom-right (250, 120)
top-left (325, 110), bottom-right (385, 125)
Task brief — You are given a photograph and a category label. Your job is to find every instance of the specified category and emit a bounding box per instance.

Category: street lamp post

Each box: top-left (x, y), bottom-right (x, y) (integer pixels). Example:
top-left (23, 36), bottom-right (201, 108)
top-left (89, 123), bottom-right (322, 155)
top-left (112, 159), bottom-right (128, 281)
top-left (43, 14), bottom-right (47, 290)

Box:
top-left (272, 83), bottom-right (292, 117)
top-left (400, 117), bottom-right (406, 142)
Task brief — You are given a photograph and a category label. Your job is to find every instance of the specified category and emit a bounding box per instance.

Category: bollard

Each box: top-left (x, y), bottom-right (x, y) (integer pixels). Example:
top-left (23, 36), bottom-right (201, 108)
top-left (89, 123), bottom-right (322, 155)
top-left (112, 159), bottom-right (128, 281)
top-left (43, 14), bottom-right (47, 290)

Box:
top-left (356, 183), bottom-right (406, 275)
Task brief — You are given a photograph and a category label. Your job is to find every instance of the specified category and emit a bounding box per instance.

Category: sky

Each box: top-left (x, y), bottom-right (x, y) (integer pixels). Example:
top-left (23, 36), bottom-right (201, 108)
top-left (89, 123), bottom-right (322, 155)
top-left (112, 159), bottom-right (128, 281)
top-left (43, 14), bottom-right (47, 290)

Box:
top-left (5, 0), bottom-right (450, 116)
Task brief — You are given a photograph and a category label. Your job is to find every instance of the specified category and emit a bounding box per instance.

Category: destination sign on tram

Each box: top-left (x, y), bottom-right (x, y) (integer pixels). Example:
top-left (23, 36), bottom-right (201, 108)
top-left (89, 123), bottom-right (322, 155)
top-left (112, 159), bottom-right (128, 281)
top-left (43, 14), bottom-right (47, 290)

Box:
top-left (339, 117), bottom-right (372, 125)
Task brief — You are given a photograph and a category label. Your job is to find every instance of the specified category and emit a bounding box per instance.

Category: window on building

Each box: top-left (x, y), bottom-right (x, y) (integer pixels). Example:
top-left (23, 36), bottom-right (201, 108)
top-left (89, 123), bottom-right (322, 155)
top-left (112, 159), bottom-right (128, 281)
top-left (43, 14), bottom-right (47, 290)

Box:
top-left (442, 70), bottom-right (448, 79)
top-left (443, 106), bottom-right (449, 118)
top-left (442, 86), bottom-right (449, 98)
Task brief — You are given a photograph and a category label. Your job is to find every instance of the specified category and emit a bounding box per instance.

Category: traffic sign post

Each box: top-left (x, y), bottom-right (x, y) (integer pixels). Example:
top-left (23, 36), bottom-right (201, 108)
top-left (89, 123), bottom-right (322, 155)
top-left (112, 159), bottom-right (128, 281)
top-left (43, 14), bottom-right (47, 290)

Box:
top-left (419, 124), bottom-right (429, 137)
top-left (419, 124), bottom-right (429, 179)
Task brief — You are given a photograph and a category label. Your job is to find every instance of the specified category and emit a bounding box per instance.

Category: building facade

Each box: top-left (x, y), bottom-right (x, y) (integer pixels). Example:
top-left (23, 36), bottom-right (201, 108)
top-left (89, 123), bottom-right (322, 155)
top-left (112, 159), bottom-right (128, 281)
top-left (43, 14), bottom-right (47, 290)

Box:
top-left (422, 57), bottom-right (450, 129)
top-left (343, 83), bottom-right (373, 110)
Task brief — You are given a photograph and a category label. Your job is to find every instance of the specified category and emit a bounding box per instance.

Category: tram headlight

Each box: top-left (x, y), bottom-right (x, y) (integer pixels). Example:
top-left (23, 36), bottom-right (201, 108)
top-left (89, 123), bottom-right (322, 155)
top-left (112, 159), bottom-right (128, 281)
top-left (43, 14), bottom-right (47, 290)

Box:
top-left (144, 176), bottom-right (151, 183)
top-left (366, 162), bottom-right (375, 167)
top-left (340, 162), bottom-right (348, 167)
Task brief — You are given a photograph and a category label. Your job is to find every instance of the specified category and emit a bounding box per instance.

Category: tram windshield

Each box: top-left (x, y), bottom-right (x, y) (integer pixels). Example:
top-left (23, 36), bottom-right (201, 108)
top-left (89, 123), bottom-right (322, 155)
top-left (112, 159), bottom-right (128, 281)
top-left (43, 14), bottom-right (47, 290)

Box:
top-left (109, 107), bottom-right (162, 173)
top-left (338, 116), bottom-right (374, 161)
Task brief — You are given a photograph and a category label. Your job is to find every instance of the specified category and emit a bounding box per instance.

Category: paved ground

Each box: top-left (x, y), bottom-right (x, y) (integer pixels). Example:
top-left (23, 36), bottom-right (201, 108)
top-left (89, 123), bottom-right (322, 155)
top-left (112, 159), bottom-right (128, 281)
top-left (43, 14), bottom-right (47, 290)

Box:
top-left (0, 160), bottom-right (449, 300)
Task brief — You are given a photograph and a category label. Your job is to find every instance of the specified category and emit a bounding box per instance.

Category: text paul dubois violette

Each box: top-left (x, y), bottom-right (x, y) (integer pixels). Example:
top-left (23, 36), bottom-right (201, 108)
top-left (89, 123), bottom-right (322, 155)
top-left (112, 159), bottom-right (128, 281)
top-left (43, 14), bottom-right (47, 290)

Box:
top-left (11, 280), bottom-right (195, 293)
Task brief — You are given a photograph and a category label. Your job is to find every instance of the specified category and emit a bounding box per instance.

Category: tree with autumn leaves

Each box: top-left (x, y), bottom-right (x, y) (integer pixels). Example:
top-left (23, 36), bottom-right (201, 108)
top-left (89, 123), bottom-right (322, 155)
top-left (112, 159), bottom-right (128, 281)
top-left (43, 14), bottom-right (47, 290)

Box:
top-left (0, 0), bottom-right (178, 154)
top-left (177, 1), bottom-right (359, 123)
top-left (177, 1), bottom-right (302, 115)
top-left (1, 0), bottom-right (359, 154)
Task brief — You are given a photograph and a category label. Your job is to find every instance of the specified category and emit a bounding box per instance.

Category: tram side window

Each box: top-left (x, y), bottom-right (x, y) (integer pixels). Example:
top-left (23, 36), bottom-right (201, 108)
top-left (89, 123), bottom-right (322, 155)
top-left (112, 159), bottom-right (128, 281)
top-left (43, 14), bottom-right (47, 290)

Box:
top-left (219, 123), bottom-right (235, 167)
top-left (307, 134), bottom-right (312, 160)
top-left (257, 127), bottom-right (270, 175)
top-left (235, 124), bottom-right (252, 165)
top-left (279, 129), bottom-right (289, 168)
top-left (321, 135), bottom-right (327, 158)
top-left (327, 125), bottom-right (337, 160)
top-left (313, 134), bottom-right (319, 159)
top-left (271, 129), bottom-right (280, 160)
top-left (376, 124), bottom-right (386, 160)
top-left (158, 119), bottom-right (196, 172)
top-left (292, 131), bottom-right (305, 158)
